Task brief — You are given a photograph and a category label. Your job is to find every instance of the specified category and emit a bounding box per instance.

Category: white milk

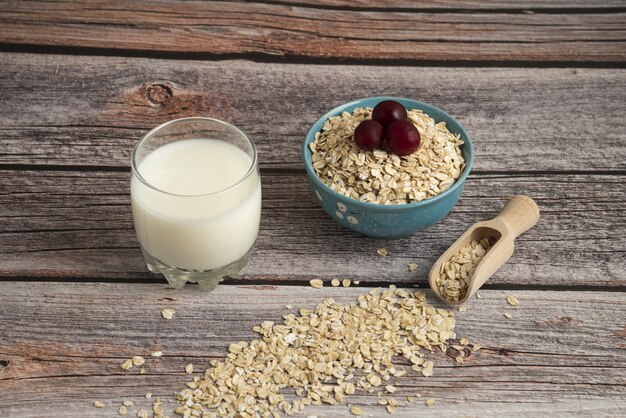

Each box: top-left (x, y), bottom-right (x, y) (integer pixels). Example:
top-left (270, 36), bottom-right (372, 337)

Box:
top-left (131, 139), bottom-right (261, 271)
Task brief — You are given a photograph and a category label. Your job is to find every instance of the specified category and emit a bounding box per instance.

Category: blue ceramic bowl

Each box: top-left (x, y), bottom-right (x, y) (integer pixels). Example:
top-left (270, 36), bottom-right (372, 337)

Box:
top-left (302, 97), bottom-right (474, 239)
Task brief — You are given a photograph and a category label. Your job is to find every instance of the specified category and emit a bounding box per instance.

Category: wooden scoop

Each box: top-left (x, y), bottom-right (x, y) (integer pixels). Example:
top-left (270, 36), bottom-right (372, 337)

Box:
top-left (429, 195), bottom-right (540, 305)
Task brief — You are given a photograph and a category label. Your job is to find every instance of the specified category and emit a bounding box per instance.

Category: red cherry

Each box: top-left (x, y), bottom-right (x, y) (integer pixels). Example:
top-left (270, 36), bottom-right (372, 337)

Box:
top-left (372, 100), bottom-right (407, 127)
top-left (386, 120), bottom-right (421, 156)
top-left (354, 120), bottom-right (384, 151)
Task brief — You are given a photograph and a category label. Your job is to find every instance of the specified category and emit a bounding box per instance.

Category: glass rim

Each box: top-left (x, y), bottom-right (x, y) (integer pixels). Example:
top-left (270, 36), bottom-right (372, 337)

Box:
top-left (131, 117), bottom-right (258, 198)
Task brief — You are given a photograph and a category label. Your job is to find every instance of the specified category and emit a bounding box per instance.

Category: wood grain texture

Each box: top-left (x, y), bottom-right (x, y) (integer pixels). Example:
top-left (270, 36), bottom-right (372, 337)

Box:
top-left (1, 54), bottom-right (625, 171)
top-left (1, 170), bottom-right (624, 287)
top-left (0, 283), bottom-right (624, 417)
top-left (0, 1), bottom-right (625, 62)
top-left (262, 0), bottom-right (626, 9)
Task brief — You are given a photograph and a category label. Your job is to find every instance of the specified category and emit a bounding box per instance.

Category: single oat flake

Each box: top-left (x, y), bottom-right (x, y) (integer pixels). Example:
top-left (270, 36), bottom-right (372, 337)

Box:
top-left (506, 295), bottom-right (519, 306)
top-left (118, 405), bottom-right (127, 416)
top-left (185, 363), bottom-right (194, 374)
top-left (377, 247), bottom-right (388, 257)
top-left (425, 398), bottom-right (437, 407)
top-left (331, 279), bottom-right (340, 287)
top-left (309, 279), bottom-right (324, 289)
top-left (93, 401), bottom-right (105, 408)
top-left (350, 405), bottom-right (364, 416)
top-left (504, 312), bottom-right (513, 319)
top-left (310, 107), bottom-right (465, 205)
top-left (161, 308), bottom-right (175, 320)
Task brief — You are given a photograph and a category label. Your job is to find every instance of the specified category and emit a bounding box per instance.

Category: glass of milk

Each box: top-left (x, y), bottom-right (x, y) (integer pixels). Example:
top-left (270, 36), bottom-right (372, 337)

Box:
top-left (131, 117), bottom-right (261, 291)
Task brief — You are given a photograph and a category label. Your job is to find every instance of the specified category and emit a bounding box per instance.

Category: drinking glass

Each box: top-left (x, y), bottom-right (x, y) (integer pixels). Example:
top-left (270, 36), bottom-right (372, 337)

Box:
top-left (131, 117), bottom-right (261, 291)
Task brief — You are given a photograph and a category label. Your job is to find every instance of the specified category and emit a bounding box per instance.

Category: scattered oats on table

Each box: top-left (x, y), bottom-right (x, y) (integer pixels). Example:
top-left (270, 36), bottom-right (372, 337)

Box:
top-left (172, 286), bottom-right (458, 417)
top-left (309, 107), bottom-right (465, 204)
top-left (161, 308), bottom-right (175, 320)
top-left (436, 238), bottom-right (494, 302)
top-left (309, 279), bottom-right (324, 289)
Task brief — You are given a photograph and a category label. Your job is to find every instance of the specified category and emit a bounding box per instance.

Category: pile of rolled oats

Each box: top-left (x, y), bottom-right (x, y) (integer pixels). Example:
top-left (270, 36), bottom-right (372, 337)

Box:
top-left (436, 238), bottom-right (493, 302)
top-left (310, 107), bottom-right (465, 204)
top-left (174, 286), bottom-right (457, 417)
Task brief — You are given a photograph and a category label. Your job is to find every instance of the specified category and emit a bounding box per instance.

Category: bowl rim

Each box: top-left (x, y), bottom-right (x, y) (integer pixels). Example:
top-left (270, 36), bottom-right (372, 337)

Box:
top-left (302, 96), bottom-right (474, 211)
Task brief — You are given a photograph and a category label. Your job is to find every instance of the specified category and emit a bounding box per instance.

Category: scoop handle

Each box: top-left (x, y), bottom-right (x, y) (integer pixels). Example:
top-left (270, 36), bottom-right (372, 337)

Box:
top-left (494, 195), bottom-right (540, 238)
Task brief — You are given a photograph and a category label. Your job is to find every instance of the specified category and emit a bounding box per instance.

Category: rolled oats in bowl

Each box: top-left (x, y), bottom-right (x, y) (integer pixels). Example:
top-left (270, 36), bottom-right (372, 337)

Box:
top-left (302, 97), bottom-right (473, 238)
top-left (310, 106), bottom-right (466, 205)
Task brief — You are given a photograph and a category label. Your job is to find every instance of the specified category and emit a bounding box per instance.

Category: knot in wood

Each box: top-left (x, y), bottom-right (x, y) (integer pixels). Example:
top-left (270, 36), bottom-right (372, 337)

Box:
top-left (147, 83), bottom-right (173, 105)
top-left (446, 346), bottom-right (460, 359)
top-left (446, 346), bottom-right (472, 360)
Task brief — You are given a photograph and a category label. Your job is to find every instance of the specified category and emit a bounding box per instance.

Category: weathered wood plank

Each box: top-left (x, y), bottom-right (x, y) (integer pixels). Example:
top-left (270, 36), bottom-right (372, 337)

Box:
top-left (1, 1), bottom-right (625, 63)
top-left (263, 0), bottom-right (626, 9)
top-left (1, 54), bottom-right (625, 171)
top-left (0, 283), bottom-right (624, 417)
top-left (1, 170), bottom-right (624, 287)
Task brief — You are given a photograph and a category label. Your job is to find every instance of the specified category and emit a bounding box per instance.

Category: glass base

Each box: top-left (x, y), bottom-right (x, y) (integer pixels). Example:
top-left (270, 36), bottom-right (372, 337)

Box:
top-left (140, 246), bottom-right (253, 292)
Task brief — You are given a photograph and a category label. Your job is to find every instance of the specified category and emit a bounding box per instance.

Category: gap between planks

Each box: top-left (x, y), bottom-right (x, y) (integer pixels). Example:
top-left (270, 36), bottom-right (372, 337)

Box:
top-left (1, 277), bottom-right (626, 294)
top-left (1, 164), bottom-right (626, 177)
top-left (2, 44), bottom-right (626, 68)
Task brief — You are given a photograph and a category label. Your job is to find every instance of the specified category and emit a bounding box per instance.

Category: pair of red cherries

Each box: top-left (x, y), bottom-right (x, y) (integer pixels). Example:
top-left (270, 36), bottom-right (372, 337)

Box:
top-left (354, 100), bottom-right (421, 156)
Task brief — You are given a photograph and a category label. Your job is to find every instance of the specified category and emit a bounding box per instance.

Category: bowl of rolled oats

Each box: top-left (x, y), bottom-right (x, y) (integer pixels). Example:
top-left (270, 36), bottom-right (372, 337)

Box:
top-left (302, 97), bottom-right (473, 238)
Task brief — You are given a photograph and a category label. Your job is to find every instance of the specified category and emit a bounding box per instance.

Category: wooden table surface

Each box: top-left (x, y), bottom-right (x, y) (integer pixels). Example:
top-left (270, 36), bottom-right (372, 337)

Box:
top-left (1, 1), bottom-right (625, 417)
